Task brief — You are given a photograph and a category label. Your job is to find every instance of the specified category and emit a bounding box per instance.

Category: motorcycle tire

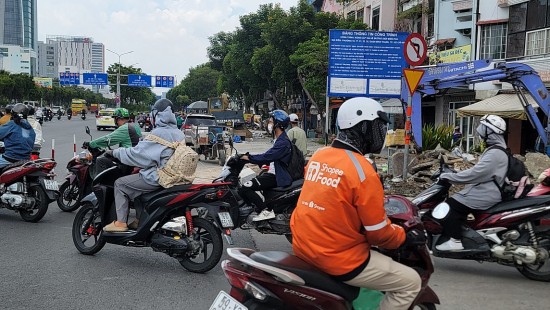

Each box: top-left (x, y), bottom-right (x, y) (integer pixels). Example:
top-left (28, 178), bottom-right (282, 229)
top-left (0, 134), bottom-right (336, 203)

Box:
top-left (218, 149), bottom-right (226, 166)
top-left (178, 217), bottom-right (223, 273)
top-left (19, 185), bottom-right (49, 223)
top-left (516, 229), bottom-right (550, 282)
top-left (285, 234), bottom-right (293, 244)
top-left (57, 180), bottom-right (81, 212)
top-left (72, 202), bottom-right (106, 255)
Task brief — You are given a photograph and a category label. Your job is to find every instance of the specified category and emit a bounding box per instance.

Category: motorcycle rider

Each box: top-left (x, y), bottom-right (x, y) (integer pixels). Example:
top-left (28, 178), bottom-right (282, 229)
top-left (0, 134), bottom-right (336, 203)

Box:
top-left (0, 103), bottom-right (36, 168)
top-left (67, 107), bottom-right (72, 117)
top-left (239, 110), bottom-right (292, 222)
top-left (435, 114), bottom-right (509, 251)
top-left (84, 108), bottom-right (141, 149)
top-left (103, 99), bottom-right (184, 232)
top-left (0, 104), bottom-right (13, 125)
top-left (25, 105), bottom-right (44, 151)
top-left (291, 97), bottom-right (421, 310)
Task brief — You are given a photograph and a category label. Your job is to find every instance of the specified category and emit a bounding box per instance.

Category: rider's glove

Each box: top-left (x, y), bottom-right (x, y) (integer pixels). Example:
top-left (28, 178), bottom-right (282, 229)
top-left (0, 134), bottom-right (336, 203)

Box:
top-left (82, 141), bottom-right (90, 149)
top-left (404, 228), bottom-right (427, 247)
top-left (104, 150), bottom-right (114, 158)
top-left (436, 178), bottom-right (451, 187)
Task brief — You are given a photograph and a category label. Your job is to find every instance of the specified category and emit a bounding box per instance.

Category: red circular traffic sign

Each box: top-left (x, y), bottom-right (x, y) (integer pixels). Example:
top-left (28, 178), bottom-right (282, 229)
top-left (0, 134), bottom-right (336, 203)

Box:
top-left (404, 33), bottom-right (427, 66)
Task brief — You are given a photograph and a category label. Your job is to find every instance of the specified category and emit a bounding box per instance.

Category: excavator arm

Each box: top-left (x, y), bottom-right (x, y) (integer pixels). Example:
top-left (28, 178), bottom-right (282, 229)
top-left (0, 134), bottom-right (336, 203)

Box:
top-left (403, 61), bottom-right (550, 155)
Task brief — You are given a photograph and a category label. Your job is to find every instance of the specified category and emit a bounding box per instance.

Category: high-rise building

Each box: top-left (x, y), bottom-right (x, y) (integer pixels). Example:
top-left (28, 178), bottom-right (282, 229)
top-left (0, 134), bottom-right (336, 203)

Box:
top-left (0, 0), bottom-right (38, 74)
top-left (37, 36), bottom-right (105, 78)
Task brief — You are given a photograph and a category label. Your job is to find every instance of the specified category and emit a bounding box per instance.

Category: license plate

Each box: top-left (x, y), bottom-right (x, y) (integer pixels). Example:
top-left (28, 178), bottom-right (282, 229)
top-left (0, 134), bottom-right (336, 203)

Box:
top-left (218, 212), bottom-right (234, 228)
top-left (209, 291), bottom-right (247, 310)
top-left (44, 179), bottom-right (59, 191)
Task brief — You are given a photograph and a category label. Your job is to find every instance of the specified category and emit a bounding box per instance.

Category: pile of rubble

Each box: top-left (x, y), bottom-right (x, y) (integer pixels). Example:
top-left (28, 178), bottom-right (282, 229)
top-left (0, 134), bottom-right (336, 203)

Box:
top-left (381, 147), bottom-right (550, 198)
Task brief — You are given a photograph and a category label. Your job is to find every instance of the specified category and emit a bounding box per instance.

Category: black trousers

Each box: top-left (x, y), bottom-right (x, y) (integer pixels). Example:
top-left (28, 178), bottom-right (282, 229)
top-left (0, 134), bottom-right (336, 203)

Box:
top-left (442, 198), bottom-right (474, 240)
top-left (239, 173), bottom-right (277, 212)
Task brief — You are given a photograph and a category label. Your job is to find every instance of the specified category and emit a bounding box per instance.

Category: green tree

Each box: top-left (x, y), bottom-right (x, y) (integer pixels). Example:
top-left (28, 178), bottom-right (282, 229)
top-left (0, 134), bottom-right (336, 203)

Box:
top-left (107, 64), bottom-right (155, 106)
top-left (179, 63), bottom-right (221, 102)
top-left (207, 32), bottom-right (234, 71)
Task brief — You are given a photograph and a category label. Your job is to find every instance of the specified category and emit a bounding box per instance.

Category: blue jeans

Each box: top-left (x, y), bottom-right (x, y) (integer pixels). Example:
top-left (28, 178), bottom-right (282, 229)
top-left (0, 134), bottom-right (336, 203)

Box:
top-left (0, 154), bottom-right (12, 168)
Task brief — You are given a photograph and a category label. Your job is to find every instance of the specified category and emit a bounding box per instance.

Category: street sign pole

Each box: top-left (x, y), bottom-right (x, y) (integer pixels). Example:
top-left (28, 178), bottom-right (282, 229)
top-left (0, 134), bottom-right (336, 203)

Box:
top-left (403, 97), bottom-right (412, 179)
top-left (116, 69), bottom-right (121, 108)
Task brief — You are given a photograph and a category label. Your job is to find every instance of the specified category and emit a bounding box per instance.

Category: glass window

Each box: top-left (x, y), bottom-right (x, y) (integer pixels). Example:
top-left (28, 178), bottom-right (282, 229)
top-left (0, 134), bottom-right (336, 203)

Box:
top-left (99, 110), bottom-right (114, 117)
top-left (480, 23), bottom-right (508, 60)
top-left (347, 10), bottom-right (355, 20)
top-left (526, 28), bottom-right (547, 55)
top-left (509, 3), bottom-right (528, 33)
top-left (527, 0), bottom-right (548, 30)
top-left (372, 7), bottom-right (380, 31)
top-left (357, 9), bottom-right (364, 23)
top-left (506, 32), bottom-right (526, 58)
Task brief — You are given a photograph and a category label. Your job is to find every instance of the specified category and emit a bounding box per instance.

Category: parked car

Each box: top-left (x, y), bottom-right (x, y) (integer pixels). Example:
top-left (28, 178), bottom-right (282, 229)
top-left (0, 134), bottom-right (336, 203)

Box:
top-left (51, 106), bottom-right (64, 115)
top-left (96, 108), bottom-right (116, 130)
top-left (181, 114), bottom-right (217, 145)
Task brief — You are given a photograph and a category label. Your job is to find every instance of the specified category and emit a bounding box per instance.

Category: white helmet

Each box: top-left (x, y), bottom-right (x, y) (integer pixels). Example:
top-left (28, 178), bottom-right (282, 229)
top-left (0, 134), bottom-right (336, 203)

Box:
top-left (337, 97), bottom-right (388, 129)
top-left (480, 114), bottom-right (506, 134)
top-left (289, 113), bottom-right (299, 123)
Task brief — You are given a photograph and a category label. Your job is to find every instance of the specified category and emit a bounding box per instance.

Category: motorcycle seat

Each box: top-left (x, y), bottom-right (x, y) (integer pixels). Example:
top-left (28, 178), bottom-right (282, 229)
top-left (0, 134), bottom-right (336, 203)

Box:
top-left (485, 195), bottom-right (550, 214)
top-left (267, 179), bottom-right (304, 193)
top-left (0, 160), bottom-right (29, 174)
top-left (250, 251), bottom-right (360, 302)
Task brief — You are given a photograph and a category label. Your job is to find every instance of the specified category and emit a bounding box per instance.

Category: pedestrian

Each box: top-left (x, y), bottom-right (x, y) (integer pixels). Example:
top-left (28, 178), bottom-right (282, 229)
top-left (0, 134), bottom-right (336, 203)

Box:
top-left (287, 113), bottom-right (307, 156)
top-left (453, 126), bottom-right (463, 144)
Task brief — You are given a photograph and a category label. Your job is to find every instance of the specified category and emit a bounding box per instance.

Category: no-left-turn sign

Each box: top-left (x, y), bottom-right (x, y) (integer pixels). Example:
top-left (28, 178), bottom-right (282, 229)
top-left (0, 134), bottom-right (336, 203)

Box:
top-left (404, 33), bottom-right (427, 66)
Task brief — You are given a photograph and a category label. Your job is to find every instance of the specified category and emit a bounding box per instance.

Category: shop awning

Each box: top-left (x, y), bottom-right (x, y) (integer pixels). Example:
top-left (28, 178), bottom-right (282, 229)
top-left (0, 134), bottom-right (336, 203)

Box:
top-left (433, 38), bottom-right (456, 46)
top-left (457, 94), bottom-right (539, 120)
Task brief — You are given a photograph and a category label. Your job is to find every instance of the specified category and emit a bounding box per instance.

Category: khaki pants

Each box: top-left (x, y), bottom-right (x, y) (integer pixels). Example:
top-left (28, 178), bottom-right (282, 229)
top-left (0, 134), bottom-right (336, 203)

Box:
top-left (344, 250), bottom-right (421, 310)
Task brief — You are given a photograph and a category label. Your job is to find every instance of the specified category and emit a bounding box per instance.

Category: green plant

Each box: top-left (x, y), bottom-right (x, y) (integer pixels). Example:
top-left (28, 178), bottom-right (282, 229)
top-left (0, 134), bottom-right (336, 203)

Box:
top-left (470, 141), bottom-right (486, 154)
top-left (422, 124), bottom-right (454, 150)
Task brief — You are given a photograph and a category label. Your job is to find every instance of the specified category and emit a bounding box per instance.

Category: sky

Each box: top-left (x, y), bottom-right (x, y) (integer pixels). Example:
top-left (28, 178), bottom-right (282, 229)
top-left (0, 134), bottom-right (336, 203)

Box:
top-left (38, 0), bottom-right (297, 91)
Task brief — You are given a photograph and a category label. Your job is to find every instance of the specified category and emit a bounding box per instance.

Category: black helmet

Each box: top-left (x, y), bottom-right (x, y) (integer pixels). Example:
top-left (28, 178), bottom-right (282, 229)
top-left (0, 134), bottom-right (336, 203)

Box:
top-left (11, 103), bottom-right (29, 120)
top-left (152, 98), bottom-right (174, 113)
top-left (5, 104), bottom-right (14, 114)
top-left (270, 110), bottom-right (290, 130)
top-left (151, 99), bottom-right (174, 127)
top-left (27, 105), bottom-right (35, 116)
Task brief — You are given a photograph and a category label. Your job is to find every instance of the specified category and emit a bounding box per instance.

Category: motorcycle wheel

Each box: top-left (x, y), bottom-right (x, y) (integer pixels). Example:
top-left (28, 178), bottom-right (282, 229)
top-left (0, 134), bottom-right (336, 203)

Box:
top-left (285, 234), bottom-right (293, 244)
top-left (178, 217), bottom-right (223, 273)
top-left (72, 202), bottom-right (106, 255)
top-left (19, 185), bottom-right (49, 222)
top-left (57, 180), bottom-right (81, 212)
top-left (516, 230), bottom-right (550, 282)
top-left (218, 149), bottom-right (226, 166)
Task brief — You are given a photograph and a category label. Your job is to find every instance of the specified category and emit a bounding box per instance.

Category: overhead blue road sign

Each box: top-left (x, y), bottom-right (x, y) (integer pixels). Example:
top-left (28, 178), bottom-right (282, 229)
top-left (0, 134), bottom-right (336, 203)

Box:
top-left (128, 74), bottom-right (152, 87)
top-left (328, 30), bottom-right (408, 98)
top-left (60, 72), bottom-right (79, 85)
top-left (82, 73), bottom-right (108, 85)
top-left (155, 75), bottom-right (175, 88)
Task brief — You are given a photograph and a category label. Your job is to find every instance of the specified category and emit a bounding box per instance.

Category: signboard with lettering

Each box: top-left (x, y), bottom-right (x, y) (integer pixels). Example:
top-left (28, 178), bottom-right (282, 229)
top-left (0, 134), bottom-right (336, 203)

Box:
top-left (34, 77), bottom-right (53, 88)
top-left (328, 29), bottom-right (408, 98)
top-left (82, 73), bottom-right (108, 85)
top-left (430, 44), bottom-right (471, 64)
top-left (60, 72), bottom-right (79, 85)
top-left (128, 74), bottom-right (152, 87)
top-left (155, 75), bottom-right (175, 88)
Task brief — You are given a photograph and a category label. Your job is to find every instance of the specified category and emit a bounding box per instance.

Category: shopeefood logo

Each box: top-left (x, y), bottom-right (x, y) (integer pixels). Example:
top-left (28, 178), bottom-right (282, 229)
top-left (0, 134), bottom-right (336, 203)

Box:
top-left (305, 161), bottom-right (343, 188)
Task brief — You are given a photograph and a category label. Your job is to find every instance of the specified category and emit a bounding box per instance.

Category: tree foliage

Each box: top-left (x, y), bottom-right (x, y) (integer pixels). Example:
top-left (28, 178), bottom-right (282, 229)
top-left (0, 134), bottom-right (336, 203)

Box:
top-left (166, 63), bottom-right (221, 110)
top-left (106, 64), bottom-right (155, 106)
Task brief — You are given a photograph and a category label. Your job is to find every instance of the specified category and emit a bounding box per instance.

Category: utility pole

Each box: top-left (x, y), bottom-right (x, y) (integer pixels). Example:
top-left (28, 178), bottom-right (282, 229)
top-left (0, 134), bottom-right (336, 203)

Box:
top-left (106, 49), bottom-right (133, 108)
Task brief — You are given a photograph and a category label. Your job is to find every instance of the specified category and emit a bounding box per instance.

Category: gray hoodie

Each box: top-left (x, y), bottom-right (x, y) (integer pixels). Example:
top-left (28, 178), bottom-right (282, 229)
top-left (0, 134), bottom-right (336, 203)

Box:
top-left (440, 132), bottom-right (508, 210)
top-left (113, 107), bottom-right (184, 186)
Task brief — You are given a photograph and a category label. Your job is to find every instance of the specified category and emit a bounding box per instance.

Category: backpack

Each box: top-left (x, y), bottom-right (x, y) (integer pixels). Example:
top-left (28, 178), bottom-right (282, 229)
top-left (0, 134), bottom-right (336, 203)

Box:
top-left (490, 146), bottom-right (532, 201)
top-left (285, 138), bottom-right (306, 181)
top-left (146, 134), bottom-right (199, 188)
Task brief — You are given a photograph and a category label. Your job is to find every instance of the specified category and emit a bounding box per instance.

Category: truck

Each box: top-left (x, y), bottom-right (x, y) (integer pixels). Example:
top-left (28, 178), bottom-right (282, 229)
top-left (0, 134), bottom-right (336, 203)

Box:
top-left (71, 99), bottom-right (87, 115)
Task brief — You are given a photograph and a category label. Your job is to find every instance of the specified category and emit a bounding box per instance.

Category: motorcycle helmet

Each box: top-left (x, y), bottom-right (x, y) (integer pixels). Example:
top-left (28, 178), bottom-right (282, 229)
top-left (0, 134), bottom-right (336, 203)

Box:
top-left (27, 105), bottom-right (35, 117)
top-left (113, 108), bottom-right (130, 120)
top-left (151, 98), bottom-right (174, 127)
top-left (5, 104), bottom-right (14, 114)
top-left (11, 103), bottom-right (29, 123)
top-left (477, 114), bottom-right (506, 141)
top-left (270, 110), bottom-right (290, 130)
top-left (336, 97), bottom-right (389, 154)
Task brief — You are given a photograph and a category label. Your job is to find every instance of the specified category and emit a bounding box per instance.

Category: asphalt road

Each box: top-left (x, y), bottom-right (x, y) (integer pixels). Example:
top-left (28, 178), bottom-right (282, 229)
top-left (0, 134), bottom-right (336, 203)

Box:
top-left (0, 117), bottom-right (548, 310)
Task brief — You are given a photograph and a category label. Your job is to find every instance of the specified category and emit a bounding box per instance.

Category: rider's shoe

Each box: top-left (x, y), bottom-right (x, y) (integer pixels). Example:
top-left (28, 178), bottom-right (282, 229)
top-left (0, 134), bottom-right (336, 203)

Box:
top-left (252, 209), bottom-right (275, 222)
top-left (435, 238), bottom-right (464, 251)
top-left (103, 221), bottom-right (128, 232)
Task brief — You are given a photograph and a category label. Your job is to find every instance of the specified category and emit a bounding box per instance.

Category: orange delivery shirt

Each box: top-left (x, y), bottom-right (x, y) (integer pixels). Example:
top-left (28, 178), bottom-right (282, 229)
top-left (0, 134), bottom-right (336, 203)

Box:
top-left (290, 146), bottom-right (405, 280)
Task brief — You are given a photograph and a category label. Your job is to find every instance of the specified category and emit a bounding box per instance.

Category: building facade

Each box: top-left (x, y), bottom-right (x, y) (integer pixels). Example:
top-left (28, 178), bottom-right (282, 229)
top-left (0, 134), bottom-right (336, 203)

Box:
top-left (0, 44), bottom-right (33, 74)
top-left (37, 41), bottom-right (58, 78)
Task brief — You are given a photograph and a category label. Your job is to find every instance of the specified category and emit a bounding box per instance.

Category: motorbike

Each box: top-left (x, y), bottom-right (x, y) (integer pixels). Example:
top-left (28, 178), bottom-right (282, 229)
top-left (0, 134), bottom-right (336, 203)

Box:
top-left (0, 141), bottom-right (58, 222)
top-left (57, 129), bottom-right (100, 212)
top-left (71, 150), bottom-right (227, 273)
top-left (67, 113), bottom-right (72, 120)
top-left (144, 117), bottom-right (152, 132)
top-left (57, 114), bottom-right (61, 120)
top-left (81, 113), bottom-right (86, 120)
top-left (138, 119), bottom-right (145, 128)
top-left (411, 158), bottom-right (550, 281)
top-left (204, 150), bottom-right (303, 245)
top-left (212, 196), bottom-right (439, 310)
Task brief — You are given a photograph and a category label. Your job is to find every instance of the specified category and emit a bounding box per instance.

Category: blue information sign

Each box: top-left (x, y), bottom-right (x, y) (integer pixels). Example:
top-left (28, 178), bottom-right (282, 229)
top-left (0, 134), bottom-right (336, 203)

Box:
top-left (128, 74), bottom-right (152, 87)
top-left (82, 73), bottom-right (108, 85)
top-left (155, 75), bottom-right (175, 88)
top-left (59, 72), bottom-right (79, 85)
top-left (328, 30), bottom-right (408, 98)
